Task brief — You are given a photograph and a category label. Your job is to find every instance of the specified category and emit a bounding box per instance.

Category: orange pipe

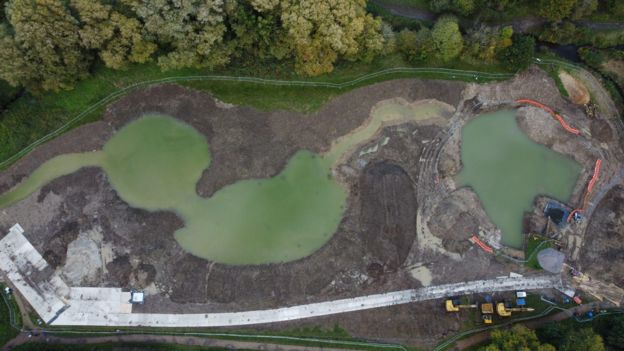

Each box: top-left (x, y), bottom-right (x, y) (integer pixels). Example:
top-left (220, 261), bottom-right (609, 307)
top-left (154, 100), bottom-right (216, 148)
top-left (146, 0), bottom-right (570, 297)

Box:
top-left (515, 99), bottom-right (581, 135)
top-left (470, 235), bottom-right (493, 253)
top-left (567, 159), bottom-right (602, 222)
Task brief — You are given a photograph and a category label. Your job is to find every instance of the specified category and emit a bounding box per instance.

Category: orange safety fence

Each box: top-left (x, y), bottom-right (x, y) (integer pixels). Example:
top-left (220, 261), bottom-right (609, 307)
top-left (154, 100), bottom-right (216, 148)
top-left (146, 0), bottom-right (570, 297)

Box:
top-left (515, 99), bottom-right (581, 135)
top-left (470, 235), bottom-right (494, 253)
top-left (568, 159), bottom-right (602, 222)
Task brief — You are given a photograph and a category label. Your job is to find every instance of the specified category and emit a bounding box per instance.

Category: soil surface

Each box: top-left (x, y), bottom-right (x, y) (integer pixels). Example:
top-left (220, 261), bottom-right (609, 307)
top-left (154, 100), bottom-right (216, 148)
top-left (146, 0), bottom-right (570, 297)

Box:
top-left (0, 66), bottom-right (623, 349)
top-left (559, 71), bottom-right (590, 105)
top-left (580, 186), bottom-right (624, 288)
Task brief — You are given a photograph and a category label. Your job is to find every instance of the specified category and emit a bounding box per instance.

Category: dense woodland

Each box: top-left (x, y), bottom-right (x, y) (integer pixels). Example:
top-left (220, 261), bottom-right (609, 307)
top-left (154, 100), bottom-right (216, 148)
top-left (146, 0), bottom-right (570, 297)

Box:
top-left (478, 312), bottom-right (624, 351)
top-left (0, 0), bottom-right (622, 94)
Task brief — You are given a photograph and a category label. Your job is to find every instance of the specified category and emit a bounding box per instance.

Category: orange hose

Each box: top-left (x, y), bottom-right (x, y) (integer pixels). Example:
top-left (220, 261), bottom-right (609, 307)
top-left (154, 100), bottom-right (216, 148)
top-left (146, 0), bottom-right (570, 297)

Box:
top-left (515, 99), bottom-right (581, 135)
top-left (567, 159), bottom-right (602, 222)
top-left (470, 235), bottom-right (493, 253)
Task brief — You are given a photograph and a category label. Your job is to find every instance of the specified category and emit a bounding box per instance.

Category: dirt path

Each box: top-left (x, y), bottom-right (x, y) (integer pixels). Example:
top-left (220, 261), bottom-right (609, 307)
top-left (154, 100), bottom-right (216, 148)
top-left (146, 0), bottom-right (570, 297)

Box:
top-left (3, 333), bottom-right (369, 351)
top-left (370, 0), bottom-right (435, 21)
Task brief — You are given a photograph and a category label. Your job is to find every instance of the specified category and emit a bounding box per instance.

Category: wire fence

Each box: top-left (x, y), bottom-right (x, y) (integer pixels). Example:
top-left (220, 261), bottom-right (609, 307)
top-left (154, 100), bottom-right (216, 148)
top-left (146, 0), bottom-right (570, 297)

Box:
top-left (0, 288), bottom-right (22, 331)
top-left (0, 67), bottom-right (513, 169)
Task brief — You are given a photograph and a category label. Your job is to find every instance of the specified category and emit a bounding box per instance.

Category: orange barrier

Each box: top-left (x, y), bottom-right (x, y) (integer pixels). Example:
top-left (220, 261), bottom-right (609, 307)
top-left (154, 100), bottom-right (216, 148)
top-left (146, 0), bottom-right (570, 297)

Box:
top-left (470, 235), bottom-right (494, 253)
top-left (568, 159), bottom-right (602, 222)
top-left (515, 99), bottom-right (581, 135)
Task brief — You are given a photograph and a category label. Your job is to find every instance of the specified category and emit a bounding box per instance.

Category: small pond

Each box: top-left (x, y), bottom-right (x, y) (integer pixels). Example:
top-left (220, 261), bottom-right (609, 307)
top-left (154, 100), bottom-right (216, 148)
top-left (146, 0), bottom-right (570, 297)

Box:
top-left (456, 110), bottom-right (581, 248)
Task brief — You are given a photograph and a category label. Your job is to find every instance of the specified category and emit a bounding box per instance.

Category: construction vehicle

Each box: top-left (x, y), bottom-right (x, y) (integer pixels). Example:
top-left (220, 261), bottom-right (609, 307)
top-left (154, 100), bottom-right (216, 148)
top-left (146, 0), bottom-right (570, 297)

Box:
top-left (480, 295), bottom-right (494, 324)
top-left (496, 302), bottom-right (535, 317)
top-left (445, 299), bottom-right (477, 312)
top-left (481, 303), bottom-right (494, 314)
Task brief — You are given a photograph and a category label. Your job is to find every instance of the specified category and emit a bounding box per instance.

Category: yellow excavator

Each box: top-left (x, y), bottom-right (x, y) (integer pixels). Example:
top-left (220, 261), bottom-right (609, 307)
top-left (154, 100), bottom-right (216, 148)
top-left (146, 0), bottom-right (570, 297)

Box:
top-left (445, 299), bottom-right (477, 312)
top-left (481, 302), bottom-right (494, 324)
top-left (496, 302), bottom-right (535, 317)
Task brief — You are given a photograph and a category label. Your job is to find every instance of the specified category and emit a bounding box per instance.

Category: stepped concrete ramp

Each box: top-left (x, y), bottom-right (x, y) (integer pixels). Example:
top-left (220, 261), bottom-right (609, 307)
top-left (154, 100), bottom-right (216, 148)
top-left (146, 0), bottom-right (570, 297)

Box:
top-left (0, 224), bottom-right (70, 323)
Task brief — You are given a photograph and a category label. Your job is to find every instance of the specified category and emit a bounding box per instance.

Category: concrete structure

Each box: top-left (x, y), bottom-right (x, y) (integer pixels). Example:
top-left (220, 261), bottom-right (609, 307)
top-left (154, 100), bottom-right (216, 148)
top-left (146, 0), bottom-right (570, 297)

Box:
top-left (537, 248), bottom-right (566, 273)
top-left (130, 291), bottom-right (144, 304)
top-left (0, 225), bottom-right (565, 328)
top-left (0, 224), bottom-right (70, 323)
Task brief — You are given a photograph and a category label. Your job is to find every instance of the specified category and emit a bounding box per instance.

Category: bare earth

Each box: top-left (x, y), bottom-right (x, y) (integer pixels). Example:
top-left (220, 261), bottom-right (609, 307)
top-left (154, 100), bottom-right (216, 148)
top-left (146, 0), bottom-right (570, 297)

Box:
top-left (0, 66), bottom-right (622, 349)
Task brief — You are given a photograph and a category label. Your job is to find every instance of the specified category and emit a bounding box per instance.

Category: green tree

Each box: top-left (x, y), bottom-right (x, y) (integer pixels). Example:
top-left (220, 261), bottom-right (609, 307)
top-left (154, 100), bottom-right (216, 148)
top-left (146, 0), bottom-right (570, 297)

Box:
top-left (570, 0), bottom-right (597, 19)
top-left (538, 21), bottom-right (583, 44)
top-left (453, 0), bottom-right (475, 16)
top-left (607, 0), bottom-right (624, 17)
top-left (1, 0), bottom-right (90, 92)
top-left (482, 324), bottom-right (556, 351)
top-left (431, 15), bottom-right (463, 62)
top-left (1, 0), bottom-right (8, 21)
top-left (537, 0), bottom-right (577, 21)
top-left (130, 0), bottom-right (229, 70)
top-left (463, 24), bottom-right (512, 62)
top-left (430, 0), bottom-right (452, 13)
top-left (604, 316), bottom-right (624, 349)
top-left (71, 0), bottom-right (156, 69)
top-left (225, 1), bottom-right (289, 61)
top-left (0, 23), bottom-right (27, 87)
top-left (560, 327), bottom-right (605, 351)
top-left (430, 0), bottom-right (474, 16)
top-left (497, 34), bottom-right (534, 71)
top-left (277, 0), bottom-right (384, 76)
top-left (397, 28), bottom-right (434, 63)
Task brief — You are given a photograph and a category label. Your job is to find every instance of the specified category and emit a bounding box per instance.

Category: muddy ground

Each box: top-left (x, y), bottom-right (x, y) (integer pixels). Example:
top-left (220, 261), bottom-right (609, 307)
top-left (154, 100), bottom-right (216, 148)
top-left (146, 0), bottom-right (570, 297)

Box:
top-left (0, 66), bottom-right (623, 349)
top-left (580, 186), bottom-right (624, 288)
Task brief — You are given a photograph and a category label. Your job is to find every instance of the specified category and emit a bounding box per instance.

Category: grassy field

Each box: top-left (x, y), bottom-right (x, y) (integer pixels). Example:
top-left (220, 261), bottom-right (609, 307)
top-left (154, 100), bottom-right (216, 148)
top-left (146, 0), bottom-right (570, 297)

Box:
top-left (525, 234), bottom-right (553, 270)
top-left (0, 53), bottom-right (513, 169)
top-left (40, 322), bottom-right (416, 351)
top-left (13, 343), bottom-right (258, 351)
top-left (0, 285), bottom-right (20, 347)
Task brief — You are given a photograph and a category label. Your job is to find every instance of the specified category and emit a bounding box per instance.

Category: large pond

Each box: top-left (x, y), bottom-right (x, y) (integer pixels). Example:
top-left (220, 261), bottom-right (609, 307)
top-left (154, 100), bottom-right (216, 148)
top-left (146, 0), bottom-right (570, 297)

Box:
top-left (0, 100), bottom-right (447, 265)
top-left (457, 110), bottom-right (581, 248)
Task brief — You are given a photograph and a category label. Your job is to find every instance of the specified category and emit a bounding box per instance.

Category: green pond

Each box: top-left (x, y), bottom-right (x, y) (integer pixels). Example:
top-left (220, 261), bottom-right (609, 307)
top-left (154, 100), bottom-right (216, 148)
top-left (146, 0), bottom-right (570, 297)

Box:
top-left (457, 110), bottom-right (581, 248)
top-left (0, 101), bottom-right (445, 265)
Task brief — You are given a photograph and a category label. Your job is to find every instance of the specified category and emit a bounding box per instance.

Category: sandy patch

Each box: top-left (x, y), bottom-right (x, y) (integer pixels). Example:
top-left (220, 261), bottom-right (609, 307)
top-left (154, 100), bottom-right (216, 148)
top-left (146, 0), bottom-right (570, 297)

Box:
top-left (559, 71), bottom-right (590, 105)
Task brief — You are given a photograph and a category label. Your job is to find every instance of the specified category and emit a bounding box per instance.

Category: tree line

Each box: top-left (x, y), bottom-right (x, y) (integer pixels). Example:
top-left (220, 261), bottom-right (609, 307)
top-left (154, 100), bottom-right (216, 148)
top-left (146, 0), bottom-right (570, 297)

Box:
top-left (428, 0), bottom-right (624, 22)
top-left (0, 0), bottom-right (385, 92)
top-left (0, 0), bottom-right (539, 94)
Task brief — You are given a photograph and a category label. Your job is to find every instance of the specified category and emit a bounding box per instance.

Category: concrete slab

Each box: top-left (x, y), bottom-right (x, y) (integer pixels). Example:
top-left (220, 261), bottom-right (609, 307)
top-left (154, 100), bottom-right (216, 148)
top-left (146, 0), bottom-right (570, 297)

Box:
top-left (0, 224), bottom-right (565, 328)
top-left (0, 228), bottom-right (69, 323)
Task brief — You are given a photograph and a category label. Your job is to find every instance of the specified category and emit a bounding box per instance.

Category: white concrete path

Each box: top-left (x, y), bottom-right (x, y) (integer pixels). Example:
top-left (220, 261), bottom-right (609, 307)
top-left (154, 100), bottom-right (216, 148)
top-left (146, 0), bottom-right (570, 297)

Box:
top-left (0, 225), bottom-right (563, 328)
top-left (52, 274), bottom-right (562, 327)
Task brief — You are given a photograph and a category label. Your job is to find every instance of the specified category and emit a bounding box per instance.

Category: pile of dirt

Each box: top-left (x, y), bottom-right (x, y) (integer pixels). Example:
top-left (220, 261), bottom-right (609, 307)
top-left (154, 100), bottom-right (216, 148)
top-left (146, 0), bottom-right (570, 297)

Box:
top-left (427, 188), bottom-right (496, 254)
top-left (559, 71), bottom-right (590, 105)
top-left (359, 161), bottom-right (417, 269)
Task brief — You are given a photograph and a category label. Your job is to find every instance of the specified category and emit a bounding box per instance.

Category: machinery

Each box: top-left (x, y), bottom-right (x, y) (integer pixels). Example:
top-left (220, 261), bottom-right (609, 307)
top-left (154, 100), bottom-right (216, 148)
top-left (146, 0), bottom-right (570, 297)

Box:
top-left (481, 301), bottom-right (494, 324)
top-left (496, 302), bottom-right (535, 317)
top-left (481, 303), bottom-right (494, 314)
top-left (445, 299), bottom-right (477, 312)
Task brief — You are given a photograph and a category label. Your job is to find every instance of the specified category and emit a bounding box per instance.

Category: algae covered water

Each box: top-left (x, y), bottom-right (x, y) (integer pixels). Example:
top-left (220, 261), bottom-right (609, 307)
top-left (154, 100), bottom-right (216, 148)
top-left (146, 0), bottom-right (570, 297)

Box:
top-left (457, 110), bottom-right (581, 248)
top-left (0, 116), bottom-right (345, 265)
top-left (0, 100), bottom-right (447, 265)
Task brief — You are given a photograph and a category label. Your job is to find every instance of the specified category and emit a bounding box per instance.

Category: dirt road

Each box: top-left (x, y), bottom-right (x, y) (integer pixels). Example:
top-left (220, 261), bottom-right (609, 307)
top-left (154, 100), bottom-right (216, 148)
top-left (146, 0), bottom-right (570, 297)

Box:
top-left (3, 333), bottom-right (376, 351)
